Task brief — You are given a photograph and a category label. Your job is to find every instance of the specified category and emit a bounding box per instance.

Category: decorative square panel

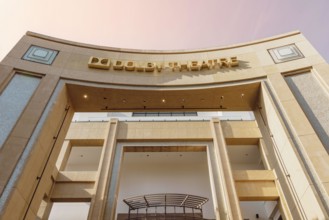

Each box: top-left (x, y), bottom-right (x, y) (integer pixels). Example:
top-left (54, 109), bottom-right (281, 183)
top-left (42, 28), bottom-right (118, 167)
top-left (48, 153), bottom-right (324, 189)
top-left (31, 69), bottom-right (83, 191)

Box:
top-left (268, 44), bottom-right (303, 63)
top-left (22, 45), bottom-right (58, 65)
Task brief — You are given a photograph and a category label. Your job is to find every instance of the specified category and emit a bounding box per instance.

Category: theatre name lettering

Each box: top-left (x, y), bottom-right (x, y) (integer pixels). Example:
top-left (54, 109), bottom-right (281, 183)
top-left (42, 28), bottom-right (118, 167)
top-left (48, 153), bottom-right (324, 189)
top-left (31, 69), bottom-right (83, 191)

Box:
top-left (88, 56), bottom-right (239, 72)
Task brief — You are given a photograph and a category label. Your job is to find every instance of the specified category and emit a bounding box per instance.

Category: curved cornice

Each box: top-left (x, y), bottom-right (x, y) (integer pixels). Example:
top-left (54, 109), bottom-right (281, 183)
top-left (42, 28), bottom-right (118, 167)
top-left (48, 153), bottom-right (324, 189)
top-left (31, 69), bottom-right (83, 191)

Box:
top-left (26, 31), bottom-right (301, 55)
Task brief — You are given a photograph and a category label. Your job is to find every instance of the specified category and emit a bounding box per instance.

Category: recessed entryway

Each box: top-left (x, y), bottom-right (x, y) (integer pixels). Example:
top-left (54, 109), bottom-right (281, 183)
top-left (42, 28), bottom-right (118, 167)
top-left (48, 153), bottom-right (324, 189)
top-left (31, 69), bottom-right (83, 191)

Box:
top-left (113, 145), bottom-right (216, 220)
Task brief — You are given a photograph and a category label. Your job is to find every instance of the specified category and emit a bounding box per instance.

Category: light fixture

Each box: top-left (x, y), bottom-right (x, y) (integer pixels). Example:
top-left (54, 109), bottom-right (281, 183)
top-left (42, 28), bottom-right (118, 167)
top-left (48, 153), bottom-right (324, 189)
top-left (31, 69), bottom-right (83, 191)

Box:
top-left (162, 99), bottom-right (166, 103)
top-left (83, 94), bottom-right (88, 99)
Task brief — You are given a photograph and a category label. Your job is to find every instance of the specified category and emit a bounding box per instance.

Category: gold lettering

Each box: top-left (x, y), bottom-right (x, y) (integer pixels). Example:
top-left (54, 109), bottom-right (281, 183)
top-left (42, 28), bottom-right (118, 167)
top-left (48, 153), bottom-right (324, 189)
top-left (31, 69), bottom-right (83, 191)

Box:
top-left (220, 58), bottom-right (230, 68)
top-left (179, 61), bottom-right (189, 72)
top-left (89, 56), bottom-right (238, 72)
top-left (125, 61), bottom-right (135, 71)
top-left (190, 61), bottom-right (200, 71)
top-left (200, 60), bottom-right (210, 70)
top-left (156, 63), bottom-right (163, 72)
top-left (208, 59), bottom-right (219, 69)
top-left (88, 56), bottom-right (110, 70)
top-left (230, 56), bottom-right (239, 67)
top-left (207, 60), bottom-right (213, 69)
top-left (145, 62), bottom-right (155, 72)
top-left (113, 60), bottom-right (124, 70)
top-left (169, 62), bottom-right (180, 71)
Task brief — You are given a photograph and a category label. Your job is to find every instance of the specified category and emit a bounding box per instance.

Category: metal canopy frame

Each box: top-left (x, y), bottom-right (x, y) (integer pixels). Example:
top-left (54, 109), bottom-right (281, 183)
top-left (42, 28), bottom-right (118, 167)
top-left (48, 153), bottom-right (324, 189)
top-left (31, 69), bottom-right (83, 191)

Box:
top-left (123, 193), bottom-right (209, 219)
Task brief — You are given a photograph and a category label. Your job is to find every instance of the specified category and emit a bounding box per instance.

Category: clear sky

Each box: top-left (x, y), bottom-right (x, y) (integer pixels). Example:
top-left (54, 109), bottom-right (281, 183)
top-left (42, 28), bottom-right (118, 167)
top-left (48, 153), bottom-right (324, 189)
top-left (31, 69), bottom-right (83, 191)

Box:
top-left (1, 0), bottom-right (329, 61)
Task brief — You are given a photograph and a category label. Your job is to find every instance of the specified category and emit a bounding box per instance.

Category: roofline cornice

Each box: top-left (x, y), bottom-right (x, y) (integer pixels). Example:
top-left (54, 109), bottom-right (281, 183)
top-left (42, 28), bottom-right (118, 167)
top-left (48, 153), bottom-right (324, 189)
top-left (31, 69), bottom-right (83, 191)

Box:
top-left (26, 31), bottom-right (301, 55)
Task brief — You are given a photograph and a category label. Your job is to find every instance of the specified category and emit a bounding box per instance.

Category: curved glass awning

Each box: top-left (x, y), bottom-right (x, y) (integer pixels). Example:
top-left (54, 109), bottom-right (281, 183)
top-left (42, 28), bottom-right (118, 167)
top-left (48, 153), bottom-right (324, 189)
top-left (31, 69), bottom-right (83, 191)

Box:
top-left (123, 193), bottom-right (209, 211)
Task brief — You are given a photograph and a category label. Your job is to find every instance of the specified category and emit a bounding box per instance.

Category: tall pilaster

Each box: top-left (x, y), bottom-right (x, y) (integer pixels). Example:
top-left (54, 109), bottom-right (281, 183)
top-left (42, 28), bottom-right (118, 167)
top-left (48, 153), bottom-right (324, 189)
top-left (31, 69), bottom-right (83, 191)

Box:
top-left (211, 118), bottom-right (242, 220)
top-left (88, 119), bottom-right (118, 220)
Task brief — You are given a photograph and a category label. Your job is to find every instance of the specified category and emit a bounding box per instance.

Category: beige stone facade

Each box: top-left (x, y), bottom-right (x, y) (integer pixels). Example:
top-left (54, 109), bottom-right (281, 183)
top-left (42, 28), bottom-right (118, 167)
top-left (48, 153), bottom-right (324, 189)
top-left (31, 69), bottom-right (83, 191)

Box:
top-left (0, 31), bottom-right (329, 219)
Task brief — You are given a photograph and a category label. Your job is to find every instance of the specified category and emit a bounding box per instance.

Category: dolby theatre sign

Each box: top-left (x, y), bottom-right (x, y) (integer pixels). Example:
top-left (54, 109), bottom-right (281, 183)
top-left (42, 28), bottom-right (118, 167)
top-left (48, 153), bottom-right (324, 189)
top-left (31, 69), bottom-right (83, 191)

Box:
top-left (88, 56), bottom-right (239, 72)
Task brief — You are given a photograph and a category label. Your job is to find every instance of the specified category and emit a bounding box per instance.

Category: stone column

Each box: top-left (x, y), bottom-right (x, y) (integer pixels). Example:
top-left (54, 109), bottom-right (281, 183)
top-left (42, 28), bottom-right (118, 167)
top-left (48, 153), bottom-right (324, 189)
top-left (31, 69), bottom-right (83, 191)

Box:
top-left (210, 118), bottom-right (242, 220)
top-left (0, 75), bottom-right (68, 220)
top-left (88, 119), bottom-right (118, 220)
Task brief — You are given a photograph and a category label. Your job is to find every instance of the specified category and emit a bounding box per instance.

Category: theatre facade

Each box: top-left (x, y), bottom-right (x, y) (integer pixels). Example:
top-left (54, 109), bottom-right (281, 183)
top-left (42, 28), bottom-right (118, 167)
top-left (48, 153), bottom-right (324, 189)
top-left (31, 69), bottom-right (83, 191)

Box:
top-left (0, 31), bottom-right (329, 219)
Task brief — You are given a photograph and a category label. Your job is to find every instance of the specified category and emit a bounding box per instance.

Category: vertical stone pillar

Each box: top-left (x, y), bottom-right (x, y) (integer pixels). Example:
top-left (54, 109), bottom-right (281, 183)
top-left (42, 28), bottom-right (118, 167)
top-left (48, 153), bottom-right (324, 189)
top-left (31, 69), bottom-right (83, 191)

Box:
top-left (20, 83), bottom-right (74, 220)
top-left (255, 81), bottom-right (328, 219)
top-left (210, 118), bottom-right (242, 220)
top-left (268, 71), bottom-right (329, 216)
top-left (0, 74), bottom-right (67, 220)
top-left (89, 119), bottom-right (118, 220)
